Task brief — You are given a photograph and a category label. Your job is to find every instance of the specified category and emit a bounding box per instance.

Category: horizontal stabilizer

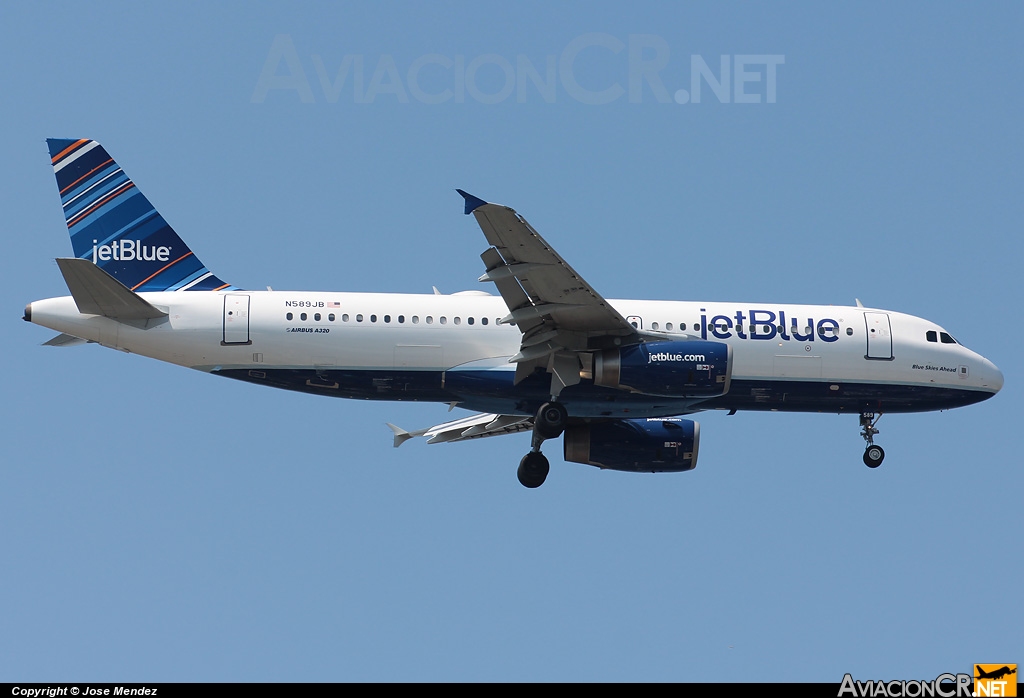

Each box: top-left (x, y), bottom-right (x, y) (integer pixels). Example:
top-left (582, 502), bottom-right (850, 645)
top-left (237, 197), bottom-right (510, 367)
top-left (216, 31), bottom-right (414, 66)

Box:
top-left (56, 257), bottom-right (168, 322)
top-left (43, 332), bottom-right (89, 347)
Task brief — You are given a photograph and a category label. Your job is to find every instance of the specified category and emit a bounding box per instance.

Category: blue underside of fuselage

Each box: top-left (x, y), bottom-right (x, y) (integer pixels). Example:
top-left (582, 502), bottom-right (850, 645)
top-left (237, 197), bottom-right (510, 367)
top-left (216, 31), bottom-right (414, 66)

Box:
top-left (214, 367), bottom-right (995, 417)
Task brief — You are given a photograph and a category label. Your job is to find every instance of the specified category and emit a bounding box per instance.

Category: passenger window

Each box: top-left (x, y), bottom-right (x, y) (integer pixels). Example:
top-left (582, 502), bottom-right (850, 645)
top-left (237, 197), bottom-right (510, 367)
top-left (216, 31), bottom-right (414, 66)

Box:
top-left (846, 327), bottom-right (853, 336)
top-left (426, 316), bottom-right (433, 324)
top-left (356, 314), bottom-right (363, 322)
top-left (940, 332), bottom-right (956, 344)
top-left (384, 315), bottom-right (391, 323)
top-left (329, 313), bottom-right (335, 322)
top-left (926, 331), bottom-right (937, 343)
top-left (440, 317), bottom-right (447, 325)
top-left (286, 312), bottom-right (293, 321)
top-left (370, 315), bottom-right (377, 323)
top-left (301, 313), bottom-right (307, 321)
top-left (481, 317), bottom-right (488, 325)
top-left (454, 317), bottom-right (462, 325)
top-left (651, 322), bottom-right (659, 330)
top-left (398, 315), bottom-right (405, 323)
top-left (314, 313), bottom-right (321, 321)
top-left (342, 314), bottom-right (350, 322)
top-left (467, 317), bottom-right (474, 325)
top-left (413, 316), bottom-right (420, 324)
top-left (666, 323), bottom-right (673, 331)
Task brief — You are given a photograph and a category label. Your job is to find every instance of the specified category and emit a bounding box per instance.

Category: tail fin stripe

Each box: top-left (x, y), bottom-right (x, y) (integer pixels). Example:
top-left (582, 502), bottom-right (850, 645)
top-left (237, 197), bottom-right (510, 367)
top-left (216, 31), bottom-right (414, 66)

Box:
top-left (51, 139), bottom-right (91, 166)
top-left (212, 283), bottom-right (230, 291)
top-left (74, 209), bottom-right (161, 255)
top-left (60, 165), bottom-right (125, 209)
top-left (64, 174), bottom-right (129, 223)
top-left (62, 167), bottom-right (123, 211)
top-left (174, 271), bottom-right (214, 291)
top-left (53, 140), bottom-right (100, 173)
top-left (66, 181), bottom-right (136, 228)
top-left (130, 251), bottom-right (194, 291)
top-left (60, 158), bottom-right (114, 196)
top-left (68, 188), bottom-right (156, 247)
top-left (167, 268), bottom-right (211, 291)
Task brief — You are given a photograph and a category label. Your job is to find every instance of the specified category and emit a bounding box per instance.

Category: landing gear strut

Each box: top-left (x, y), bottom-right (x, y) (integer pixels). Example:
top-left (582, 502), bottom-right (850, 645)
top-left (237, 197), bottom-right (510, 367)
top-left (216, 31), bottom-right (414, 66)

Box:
top-left (860, 412), bottom-right (885, 468)
top-left (518, 401), bottom-right (568, 488)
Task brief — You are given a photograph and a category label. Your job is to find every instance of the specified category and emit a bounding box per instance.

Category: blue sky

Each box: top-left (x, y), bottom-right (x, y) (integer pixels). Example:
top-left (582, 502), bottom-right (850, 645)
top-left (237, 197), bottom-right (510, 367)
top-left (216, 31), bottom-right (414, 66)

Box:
top-left (1, 1), bottom-right (1020, 682)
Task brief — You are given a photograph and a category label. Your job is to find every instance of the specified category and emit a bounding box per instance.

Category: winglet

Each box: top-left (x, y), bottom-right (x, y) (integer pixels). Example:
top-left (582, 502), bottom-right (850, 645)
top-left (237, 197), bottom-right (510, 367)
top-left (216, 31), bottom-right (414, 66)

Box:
top-left (386, 423), bottom-right (415, 448)
top-left (456, 189), bottom-right (488, 215)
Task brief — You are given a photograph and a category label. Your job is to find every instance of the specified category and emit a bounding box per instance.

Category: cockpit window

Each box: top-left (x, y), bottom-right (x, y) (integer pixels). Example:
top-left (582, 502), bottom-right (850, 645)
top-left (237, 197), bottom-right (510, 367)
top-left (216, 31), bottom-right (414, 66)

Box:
top-left (926, 331), bottom-right (937, 343)
top-left (940, 332), bottom-right (957, 344)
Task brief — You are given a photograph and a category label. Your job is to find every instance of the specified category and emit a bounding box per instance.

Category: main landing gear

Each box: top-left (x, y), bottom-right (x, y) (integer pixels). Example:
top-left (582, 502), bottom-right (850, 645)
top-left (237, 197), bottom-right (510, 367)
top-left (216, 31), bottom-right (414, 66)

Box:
top-left (517, 401), bottom-right (568, 488)
top-left (859, 412), bottom-right (885, 468)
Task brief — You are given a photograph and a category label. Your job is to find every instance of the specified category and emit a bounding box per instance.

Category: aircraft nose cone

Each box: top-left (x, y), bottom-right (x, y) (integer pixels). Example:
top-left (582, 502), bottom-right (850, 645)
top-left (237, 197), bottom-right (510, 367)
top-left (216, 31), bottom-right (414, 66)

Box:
top-left (990, 363), bottom-right (1004, 394)
top-left (979, 357), bottom-right (1003, 395)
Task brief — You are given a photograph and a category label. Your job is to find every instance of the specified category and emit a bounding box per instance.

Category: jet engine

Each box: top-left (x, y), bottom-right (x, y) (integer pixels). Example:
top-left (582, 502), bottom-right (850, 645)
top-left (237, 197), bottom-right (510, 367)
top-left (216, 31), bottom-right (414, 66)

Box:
top-left (593, 340), bottom-right (732, 398)
top-left (563, 418), bottom-right (699, 472)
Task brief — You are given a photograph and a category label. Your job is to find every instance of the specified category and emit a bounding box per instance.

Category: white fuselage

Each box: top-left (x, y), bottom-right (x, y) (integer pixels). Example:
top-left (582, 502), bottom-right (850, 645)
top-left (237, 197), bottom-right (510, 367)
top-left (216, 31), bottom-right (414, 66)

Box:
top-left (27, 289), bottom-right (1003, 419)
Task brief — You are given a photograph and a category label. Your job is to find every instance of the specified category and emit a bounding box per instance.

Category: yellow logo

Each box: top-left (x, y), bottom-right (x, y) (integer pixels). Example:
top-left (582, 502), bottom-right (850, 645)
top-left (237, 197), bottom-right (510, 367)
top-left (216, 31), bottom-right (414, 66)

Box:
top-left (975, 665), bottom-right (1017, 697)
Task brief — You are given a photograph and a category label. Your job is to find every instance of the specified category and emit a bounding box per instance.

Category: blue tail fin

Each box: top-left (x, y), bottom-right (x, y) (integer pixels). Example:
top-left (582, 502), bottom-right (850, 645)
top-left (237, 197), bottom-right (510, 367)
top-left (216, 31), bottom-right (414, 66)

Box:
top-left (47, 138), bottom-right (233, 292)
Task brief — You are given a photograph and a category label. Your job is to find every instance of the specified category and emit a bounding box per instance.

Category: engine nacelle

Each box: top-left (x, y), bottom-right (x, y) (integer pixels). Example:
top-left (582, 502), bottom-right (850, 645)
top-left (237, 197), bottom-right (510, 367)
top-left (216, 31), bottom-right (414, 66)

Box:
top-left (563, 418), bottom-right (700, 472)
top-left (593, 340), bottom-right (732, 398)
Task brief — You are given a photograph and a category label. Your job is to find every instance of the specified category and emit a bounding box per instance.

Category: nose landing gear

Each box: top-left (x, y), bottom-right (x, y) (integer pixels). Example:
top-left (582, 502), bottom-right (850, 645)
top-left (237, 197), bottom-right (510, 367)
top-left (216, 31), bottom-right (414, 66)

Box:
top-left (860, 412), bottom-right (885, 468)
top-left (517, 401), bottom-right (568, 488)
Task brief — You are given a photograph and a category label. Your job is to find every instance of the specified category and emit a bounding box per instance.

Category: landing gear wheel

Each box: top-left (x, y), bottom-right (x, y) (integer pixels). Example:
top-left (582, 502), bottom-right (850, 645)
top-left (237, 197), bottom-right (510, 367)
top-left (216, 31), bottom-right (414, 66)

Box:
top-left (534, 402), bottom-right (568, 440)
top-left (863, 445), bottom-right (885, 469)
top-left (518, 452), bottom-right (550, 488)
top-left (859, 412), bottom-right (884, 469)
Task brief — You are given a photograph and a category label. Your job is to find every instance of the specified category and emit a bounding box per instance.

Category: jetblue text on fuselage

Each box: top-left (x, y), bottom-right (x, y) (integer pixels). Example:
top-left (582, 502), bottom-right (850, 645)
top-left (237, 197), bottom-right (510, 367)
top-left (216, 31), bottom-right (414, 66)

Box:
top-left (91, 239), bottom-right (171, 263)
top-left (700, 308), bottom-right (840, 342)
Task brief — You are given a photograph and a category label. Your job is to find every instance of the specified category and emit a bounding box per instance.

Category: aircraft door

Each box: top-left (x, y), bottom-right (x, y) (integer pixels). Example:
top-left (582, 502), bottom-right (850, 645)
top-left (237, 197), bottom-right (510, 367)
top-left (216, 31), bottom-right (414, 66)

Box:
top-left (626, 315), bottom-right (643, 330)
top-left (864, 312), bottom-right (892, 360)
top-left (222, 294), bottom-right (251, 345)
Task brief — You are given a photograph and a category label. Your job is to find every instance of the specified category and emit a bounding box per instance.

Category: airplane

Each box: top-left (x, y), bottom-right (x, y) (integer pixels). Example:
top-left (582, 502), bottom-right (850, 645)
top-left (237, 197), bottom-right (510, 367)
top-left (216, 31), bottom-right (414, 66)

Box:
top-left (975, 666), bottom-right (1016, 681)
top-left (24, 138), bottom-right (1004, 488)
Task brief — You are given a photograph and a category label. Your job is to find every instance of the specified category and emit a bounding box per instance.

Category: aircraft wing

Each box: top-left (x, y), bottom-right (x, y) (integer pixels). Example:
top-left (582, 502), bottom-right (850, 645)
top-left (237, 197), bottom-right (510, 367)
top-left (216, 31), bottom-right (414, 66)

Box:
top-left (387, 412), bottom-right (533, 447)
top-left (458, 190), bottom-right (640, 387)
